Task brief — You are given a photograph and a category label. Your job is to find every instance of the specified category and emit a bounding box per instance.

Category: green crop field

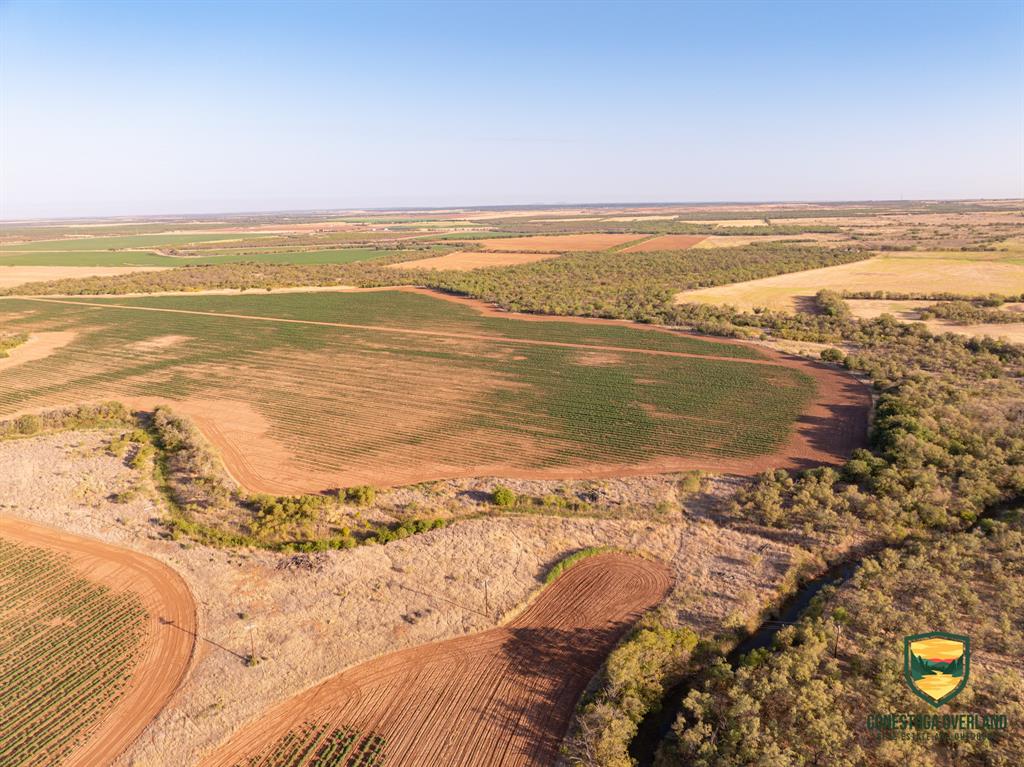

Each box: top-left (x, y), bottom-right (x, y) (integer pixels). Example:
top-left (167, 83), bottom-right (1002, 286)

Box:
top-left (0, 538), bottom-right (149, 767)
top-left (1, 233), bottom-right (271, 251)
top-left (0, 247), bottom-right (395, 268)
top-left (0, 290), bottom-right (814, 489)
top-left (237, 722), bottom-right (386, 767)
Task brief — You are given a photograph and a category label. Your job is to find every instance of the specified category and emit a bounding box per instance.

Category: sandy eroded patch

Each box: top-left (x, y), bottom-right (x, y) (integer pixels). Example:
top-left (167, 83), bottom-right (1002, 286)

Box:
top-left (0, 331), bottom-right (77, 370)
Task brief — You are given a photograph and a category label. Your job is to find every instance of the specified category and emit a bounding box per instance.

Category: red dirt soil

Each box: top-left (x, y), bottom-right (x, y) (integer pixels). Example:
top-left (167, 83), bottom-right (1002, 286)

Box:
top-left (200, 553), bottom-right (671, 767)
top-left (0, 517), bottom-right (197, 767)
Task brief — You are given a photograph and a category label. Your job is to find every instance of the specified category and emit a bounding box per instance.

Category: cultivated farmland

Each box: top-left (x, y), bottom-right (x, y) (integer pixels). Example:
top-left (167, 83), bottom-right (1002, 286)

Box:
top-left (0, 288), bottom-right (867, 494)
top-left (475, 233), bottom-right (646, 251)
top-left (0, 518), bottom-right (196, 767)
top-left (201, 552), bottom-right (671, 767)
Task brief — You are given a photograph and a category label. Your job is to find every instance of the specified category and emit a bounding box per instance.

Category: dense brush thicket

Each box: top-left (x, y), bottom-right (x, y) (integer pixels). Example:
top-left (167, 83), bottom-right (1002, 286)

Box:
top-left (563, 295), bottom-right (1024, 766)
top-left (1, 243), bottom-right (868, 312)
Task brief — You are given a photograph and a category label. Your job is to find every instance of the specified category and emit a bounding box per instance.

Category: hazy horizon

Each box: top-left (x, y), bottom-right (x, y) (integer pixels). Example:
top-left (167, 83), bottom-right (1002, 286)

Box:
top-left (2, 0), bottom-right (1022, 218)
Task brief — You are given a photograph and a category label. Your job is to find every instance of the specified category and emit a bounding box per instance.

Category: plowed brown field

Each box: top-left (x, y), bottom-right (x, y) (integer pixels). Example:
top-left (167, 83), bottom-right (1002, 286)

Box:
top-left (0, 517), bottom-right (197, 767)
top-left (201, 552), bottom-right (671, 767)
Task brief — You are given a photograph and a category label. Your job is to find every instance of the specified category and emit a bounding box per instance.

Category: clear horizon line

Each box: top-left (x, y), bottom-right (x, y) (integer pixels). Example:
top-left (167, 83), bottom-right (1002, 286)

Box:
top-left (2, 196), bottom-right (1021, 224)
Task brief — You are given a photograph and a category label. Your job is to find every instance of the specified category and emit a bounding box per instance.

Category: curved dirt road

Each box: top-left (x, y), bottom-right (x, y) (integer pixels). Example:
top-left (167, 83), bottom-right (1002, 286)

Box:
top-left (201, 552), bottom-right (671, 767)
top-left (0, 517), bottom-right (197, 767)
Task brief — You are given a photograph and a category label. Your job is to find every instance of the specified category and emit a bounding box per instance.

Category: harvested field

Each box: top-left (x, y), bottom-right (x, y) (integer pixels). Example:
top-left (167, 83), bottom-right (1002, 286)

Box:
top-left (200, 553), bottom-right (671, 767)
top-left (385, 250), bottom-right (559, 270)
top-left (620, 234), bottom-right (707, 252)
top-left (678, 253), bottom-right (1024, 312)
top-left (476, 234), bottom-right (646, 252)
top-left (0, 517), bottom-right (195, 767)
top-left (0, 265), bottom-right (168, 288)
top-left (690, 233), bottom-right (850, 248)
top-left (0, 289), bottom-right (868, 493)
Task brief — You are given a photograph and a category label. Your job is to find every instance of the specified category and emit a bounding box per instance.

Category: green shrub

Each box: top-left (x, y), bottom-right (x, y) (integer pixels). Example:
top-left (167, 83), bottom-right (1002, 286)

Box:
top-left (820, 347), bottom-right (846, 363)
top-left (492, 485), bottom-right (517, 507)
top-left (14, 414), bottom-right (42, 435)
top-left (544, 546), bottom-right (614, 584)
top-left (344, 485), bottom-right (376, 506)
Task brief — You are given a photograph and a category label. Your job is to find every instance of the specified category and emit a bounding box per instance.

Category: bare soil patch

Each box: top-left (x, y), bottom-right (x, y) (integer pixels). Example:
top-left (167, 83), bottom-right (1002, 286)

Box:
top-left (0, 265), bottom-right (167, 289)
top-left (200, 554), bottom-right (671, 767)
top-left (620, 234), bottom-right (708, 252)
top-left (386, 250), bottom-right (560, 270)
top-left (476, 234), bottom-right (646, 252)
top-left (128, 334), bottom-right (191, 351)
top-left (0, 517), bottom-right (196, 767)
top-left (0, 331), bottom-right (77, 371)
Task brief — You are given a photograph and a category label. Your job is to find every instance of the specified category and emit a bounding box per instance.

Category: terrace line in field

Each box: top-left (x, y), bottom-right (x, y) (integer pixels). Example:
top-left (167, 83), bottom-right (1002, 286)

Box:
top-left (200, 553), bottom-right (671, 767)
top-left (0, 289), bottom-right (868, 493)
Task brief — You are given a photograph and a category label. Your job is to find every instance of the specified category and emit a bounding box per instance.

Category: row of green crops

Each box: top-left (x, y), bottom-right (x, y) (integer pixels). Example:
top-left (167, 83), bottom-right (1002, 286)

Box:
top-left (0, 291), bottom-right (813, 486)
top-left (237, 722), bottom-right (385, 767)
top-left (0, 538), bottom-right (149, 767)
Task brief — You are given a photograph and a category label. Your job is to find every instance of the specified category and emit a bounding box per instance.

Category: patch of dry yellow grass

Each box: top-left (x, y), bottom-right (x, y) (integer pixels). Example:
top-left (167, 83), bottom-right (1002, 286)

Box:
top-left (0, 265), bottom-right (168, 289)
top-left (677, 254), bottom-right (1024, 312)
top-left (691, 233), bottom-right (850, 249)
top-left (845, 299), bottom-right (1024, 344)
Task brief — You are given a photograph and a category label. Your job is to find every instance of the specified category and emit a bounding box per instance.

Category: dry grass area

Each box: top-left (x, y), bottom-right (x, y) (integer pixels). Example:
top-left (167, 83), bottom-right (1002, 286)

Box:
top-left (690, 233), bottom-right (851, 249)
top-left (0, 265), bottom-right (167, 289)
top-left (476, 234), bottom-right (646, 252)
top-left (0, 431), bottom-right (802, 767)
top-left (678, 253), bottom-right (1024, 312)
top-left (201, 553), bottom-right (670, 767)
top-left (385, 250), bottom-right (559, 270)
top-left (620, 235), bottom-right (708, 252)
top-left (846, 298), bottom-right (1024, 344)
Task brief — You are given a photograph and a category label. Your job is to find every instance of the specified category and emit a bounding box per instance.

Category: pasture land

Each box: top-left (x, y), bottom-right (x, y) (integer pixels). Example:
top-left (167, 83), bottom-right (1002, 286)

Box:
top-left (0, 247), bottom-right (395, 268)
top-left (620, 234), bottom-right (708, 252)
top-left (690, 233), bottom-right (851, 248)
top-left (0, 518), bottom-right (195, 767)
top-left (846, 298), bottom-right (1024, 344)
top-left (0, 265), bottom-right (169, 289)
top-left (0, 289), bottom-right (865, 494)
top-left (2, 233), bottom-right (270, 252)
top-left (385, 250), bottom-right (559, 270)
top-left (200, 553), bottom-right (671, 767)
top-left (476, 233), bottom-right (646, 251)
top-left (677, 252), bottom-right (1024, 311)
top-left (0, 250), bottom-right (176, 267)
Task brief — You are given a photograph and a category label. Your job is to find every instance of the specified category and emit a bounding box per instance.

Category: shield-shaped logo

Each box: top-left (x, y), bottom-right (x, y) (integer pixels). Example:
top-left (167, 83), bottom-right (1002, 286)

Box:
top-left (904, 631), bottom-right (969, 707)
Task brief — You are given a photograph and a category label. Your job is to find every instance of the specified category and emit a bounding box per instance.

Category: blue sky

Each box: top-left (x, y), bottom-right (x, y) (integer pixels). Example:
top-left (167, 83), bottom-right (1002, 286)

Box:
top-left (1, 0), bottom-right (1021, 217)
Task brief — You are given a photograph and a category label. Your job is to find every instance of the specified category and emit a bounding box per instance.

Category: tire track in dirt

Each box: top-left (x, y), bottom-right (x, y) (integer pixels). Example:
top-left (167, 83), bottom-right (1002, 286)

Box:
top-left (200, 553), bottom-right (671, 767)
top-left (0, 517), bottom-right (197, 767)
